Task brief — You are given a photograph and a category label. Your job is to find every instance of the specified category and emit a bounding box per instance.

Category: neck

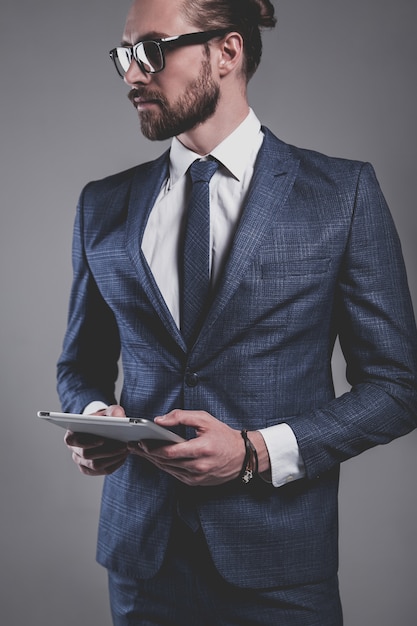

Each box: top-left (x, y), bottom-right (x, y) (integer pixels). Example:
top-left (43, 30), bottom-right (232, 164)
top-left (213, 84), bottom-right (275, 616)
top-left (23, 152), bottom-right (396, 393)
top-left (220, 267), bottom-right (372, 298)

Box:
top-left (177, 96), bottom-right (250, 156)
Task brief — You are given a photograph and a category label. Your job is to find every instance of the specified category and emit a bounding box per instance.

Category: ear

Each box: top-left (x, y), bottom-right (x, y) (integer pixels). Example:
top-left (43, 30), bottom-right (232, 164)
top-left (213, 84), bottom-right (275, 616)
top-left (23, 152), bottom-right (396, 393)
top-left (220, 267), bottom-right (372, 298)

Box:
top-left (217, 32), bottom-right (244, 77)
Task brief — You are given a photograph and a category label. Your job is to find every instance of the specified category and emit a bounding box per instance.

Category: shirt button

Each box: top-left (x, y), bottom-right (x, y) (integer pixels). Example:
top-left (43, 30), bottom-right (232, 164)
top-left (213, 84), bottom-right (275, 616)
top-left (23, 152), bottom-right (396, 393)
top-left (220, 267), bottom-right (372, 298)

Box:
top-left (185, 371), bottom-right (199, 387)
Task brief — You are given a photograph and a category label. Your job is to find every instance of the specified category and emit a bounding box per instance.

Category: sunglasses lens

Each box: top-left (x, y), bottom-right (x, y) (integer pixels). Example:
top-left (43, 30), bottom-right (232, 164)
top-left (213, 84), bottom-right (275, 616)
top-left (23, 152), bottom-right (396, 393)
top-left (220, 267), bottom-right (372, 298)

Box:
top-left (111, 42), bottom-right (164, 76)
top-left (137, 41), bottom-right (164, 73)
top-left (111, 48), bottom-right (132, 77)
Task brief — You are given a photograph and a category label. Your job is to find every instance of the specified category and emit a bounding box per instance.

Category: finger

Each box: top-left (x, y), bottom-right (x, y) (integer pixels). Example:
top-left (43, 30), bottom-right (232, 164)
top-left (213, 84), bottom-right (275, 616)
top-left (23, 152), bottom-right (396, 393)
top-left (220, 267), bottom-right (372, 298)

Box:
top-left (126, 442), bottom-right (231, 487)
top-left (127, 439), bottom-right (195, 460)
top-left (105, 405), bottom-right (126, 417)
top-left (130, 454), bottom-right (214, 486)
top-left (73, 450), bottom-right (128, 475)
top-left (71, 439), bottom-right (128, 460)
top-left (64, 430), bottom-right (105, 448)
top-left (154, 409), bottom-right (212, 430)
top-left (87, 405), bottom-right (126, 418)
top-left (125, 450), bottom-right (191, 482)
top-left (77, 456), bottom-right (127, 476)
top-left (129, 445), bottom-right (207, 479)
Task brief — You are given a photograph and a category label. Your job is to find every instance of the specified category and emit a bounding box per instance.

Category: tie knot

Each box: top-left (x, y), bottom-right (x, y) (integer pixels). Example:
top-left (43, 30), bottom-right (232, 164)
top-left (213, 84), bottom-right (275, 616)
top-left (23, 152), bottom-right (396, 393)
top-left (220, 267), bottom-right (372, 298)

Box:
top-left (189, 158), bottom-right (219, 184)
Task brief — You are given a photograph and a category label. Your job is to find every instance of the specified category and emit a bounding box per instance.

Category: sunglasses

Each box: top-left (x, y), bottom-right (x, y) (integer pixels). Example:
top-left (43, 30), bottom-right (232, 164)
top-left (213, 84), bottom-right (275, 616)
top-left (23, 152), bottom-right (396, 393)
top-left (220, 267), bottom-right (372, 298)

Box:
top-left (109, 29), bottom-right (229, 78)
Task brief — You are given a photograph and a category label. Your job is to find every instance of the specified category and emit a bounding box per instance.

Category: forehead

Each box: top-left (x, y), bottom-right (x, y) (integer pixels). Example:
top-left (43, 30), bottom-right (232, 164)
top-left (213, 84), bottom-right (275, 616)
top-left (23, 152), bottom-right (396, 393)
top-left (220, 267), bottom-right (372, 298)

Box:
top-left (123, 0), bottom-right (193, 42)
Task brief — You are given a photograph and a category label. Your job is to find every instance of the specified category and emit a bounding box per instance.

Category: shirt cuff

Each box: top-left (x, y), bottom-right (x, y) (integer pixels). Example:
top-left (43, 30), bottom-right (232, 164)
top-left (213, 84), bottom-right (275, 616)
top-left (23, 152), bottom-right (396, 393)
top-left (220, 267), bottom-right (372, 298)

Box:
top-left (82, 401), bottom-right (108, 415)
top-left (258, 423), bottom-right (306, 488)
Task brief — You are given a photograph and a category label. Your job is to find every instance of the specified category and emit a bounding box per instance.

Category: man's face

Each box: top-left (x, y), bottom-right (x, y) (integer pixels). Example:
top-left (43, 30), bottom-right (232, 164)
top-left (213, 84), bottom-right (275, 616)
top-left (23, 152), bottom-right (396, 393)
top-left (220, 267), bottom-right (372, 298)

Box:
top-left (128, 52), bottom-right (220, 142)
top-left (122, 0), bottom-right (221, 141)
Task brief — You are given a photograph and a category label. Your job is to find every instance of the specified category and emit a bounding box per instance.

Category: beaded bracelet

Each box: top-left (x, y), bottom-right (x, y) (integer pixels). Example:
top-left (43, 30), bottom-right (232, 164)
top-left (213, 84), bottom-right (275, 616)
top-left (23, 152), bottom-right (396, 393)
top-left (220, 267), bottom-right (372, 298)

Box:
top-left (239, 430), bottom-right (259, 484)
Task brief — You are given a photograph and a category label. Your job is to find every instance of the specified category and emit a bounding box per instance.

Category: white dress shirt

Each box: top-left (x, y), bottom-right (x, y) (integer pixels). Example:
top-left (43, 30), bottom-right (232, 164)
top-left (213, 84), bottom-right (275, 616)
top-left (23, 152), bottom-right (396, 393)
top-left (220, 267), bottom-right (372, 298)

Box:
top-left (86, 110), bottom-right (305, 487)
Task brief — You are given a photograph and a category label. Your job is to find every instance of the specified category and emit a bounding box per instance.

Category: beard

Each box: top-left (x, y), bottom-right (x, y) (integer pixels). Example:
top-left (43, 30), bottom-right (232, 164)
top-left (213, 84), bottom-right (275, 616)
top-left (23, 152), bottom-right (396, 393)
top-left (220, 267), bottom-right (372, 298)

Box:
top-left (128, 56), bottom-right (220, 141)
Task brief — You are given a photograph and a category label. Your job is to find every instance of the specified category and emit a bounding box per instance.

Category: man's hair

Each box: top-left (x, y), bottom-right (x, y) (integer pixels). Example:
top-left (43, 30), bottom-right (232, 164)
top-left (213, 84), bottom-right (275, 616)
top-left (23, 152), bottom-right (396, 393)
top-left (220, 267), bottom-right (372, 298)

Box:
top-left (181, 0), bottom-right (276, 81)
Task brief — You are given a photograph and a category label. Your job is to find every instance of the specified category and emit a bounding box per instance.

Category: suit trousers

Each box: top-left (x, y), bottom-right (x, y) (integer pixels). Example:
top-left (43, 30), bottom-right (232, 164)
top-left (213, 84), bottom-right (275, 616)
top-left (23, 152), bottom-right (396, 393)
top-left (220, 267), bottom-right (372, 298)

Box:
top-left (108, 515), bottom-right (343, 626)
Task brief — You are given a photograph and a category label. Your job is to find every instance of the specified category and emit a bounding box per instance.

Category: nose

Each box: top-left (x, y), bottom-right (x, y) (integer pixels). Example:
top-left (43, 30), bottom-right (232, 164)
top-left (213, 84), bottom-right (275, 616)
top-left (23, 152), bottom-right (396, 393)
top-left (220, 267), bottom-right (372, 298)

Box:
top-left (123, 58), bottom-right (152, 86)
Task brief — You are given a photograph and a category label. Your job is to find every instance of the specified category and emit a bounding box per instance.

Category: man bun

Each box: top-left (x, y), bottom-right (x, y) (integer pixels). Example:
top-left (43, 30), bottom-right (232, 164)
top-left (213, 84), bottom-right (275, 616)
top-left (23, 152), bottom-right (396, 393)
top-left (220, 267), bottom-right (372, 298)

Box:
top-left (182, 0), bottom-right (277, 81)
top-left (250, 0), bottom-right (277, 29)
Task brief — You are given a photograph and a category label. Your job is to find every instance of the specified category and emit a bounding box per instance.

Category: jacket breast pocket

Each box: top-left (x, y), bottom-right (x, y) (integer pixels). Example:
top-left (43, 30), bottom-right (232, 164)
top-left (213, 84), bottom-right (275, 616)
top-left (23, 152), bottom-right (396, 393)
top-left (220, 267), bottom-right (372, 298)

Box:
top-left (254, 257), bottom-right (333, 330)
top-left (260, 257), bottom-right (331, 280)
top-left (227, 257), bottom-right (333, 338)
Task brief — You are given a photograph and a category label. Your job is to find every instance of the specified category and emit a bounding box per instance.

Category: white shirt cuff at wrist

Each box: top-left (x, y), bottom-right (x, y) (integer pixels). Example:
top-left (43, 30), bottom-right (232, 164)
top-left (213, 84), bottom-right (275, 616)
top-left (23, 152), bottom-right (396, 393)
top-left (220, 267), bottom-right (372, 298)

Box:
top-left (82, 401), bottom-right (108, 415)
top-left (258, 423), bottom-right (305, 488)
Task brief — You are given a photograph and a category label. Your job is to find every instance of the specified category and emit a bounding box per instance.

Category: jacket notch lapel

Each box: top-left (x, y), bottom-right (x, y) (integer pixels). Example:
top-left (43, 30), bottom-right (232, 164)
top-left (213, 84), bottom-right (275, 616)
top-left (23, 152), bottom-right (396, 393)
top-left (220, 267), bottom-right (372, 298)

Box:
top-left (195, 130), bottom-right (300, 345)
top-left (125, 152), bottom-right (185, 345)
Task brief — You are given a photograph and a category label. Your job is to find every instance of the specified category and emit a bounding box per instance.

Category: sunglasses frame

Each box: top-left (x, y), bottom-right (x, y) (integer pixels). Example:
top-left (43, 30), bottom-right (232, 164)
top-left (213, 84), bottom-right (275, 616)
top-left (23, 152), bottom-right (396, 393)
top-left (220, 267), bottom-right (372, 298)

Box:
top-left (109, 29), bottom-right (230, 77)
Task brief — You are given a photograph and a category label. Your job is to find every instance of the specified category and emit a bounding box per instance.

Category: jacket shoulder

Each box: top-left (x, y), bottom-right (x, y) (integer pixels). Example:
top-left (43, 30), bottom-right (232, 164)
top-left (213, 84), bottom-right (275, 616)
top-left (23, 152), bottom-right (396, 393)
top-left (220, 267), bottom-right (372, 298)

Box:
top-left (80, 150), bottom-right (170, 203)
top-left (262, 126), bottom-right (368, 180)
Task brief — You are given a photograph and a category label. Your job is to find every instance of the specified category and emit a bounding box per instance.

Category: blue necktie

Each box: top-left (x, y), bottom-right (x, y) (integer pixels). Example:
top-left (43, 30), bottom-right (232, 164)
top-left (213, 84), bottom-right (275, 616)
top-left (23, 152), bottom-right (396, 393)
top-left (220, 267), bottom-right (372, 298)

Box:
top-left (181, 158), bottom-right (219, 346)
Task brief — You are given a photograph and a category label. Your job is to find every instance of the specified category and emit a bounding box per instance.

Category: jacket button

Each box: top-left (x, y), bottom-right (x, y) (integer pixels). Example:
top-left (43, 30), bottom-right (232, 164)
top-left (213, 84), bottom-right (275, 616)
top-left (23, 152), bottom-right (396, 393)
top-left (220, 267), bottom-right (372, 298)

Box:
top-left (185, 371), bottom-right (199, 387)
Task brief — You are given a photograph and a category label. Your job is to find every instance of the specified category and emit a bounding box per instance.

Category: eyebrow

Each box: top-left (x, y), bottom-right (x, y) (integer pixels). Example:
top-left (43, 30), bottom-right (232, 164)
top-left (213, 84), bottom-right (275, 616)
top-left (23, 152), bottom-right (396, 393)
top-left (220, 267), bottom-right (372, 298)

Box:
top-left (121, 31), bottom-right (170, 46)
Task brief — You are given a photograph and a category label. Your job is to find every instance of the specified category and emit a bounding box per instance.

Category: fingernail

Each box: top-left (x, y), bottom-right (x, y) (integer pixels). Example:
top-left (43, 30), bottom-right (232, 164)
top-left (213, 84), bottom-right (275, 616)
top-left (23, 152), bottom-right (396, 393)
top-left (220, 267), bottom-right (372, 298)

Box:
top-left (128, 441), bottom-right (143, 451)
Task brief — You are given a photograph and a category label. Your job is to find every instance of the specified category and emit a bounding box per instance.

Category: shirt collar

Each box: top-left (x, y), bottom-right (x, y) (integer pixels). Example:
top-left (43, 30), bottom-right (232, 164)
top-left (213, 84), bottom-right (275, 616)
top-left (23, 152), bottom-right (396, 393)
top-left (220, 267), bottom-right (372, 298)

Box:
top-left (168, 109), bottom-right (263, 187)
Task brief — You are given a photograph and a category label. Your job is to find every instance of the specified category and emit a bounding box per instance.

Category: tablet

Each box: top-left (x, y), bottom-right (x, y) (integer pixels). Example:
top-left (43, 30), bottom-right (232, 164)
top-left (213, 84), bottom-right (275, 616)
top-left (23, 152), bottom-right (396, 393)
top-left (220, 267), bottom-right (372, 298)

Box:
top-left (37, 411), bottom-right (185, 443)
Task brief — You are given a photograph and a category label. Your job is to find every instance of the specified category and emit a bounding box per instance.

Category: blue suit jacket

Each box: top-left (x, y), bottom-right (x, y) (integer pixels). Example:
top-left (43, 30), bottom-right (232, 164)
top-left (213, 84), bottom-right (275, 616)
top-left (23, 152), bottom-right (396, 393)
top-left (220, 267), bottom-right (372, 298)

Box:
top-left (57, 128), bottom-right (417, 588)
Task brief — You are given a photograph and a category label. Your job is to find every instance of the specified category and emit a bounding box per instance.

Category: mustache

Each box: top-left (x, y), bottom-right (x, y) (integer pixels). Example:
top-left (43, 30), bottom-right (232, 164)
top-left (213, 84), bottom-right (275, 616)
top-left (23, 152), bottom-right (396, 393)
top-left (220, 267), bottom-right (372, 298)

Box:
top-left (128, 88), bottom-right (166, 106)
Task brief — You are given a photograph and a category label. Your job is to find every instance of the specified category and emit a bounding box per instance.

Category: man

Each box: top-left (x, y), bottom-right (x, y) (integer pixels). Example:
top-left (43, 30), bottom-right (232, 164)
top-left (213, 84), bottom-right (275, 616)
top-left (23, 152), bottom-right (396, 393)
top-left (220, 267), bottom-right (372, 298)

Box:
top-left (58, 0), bottom-right (417, 624)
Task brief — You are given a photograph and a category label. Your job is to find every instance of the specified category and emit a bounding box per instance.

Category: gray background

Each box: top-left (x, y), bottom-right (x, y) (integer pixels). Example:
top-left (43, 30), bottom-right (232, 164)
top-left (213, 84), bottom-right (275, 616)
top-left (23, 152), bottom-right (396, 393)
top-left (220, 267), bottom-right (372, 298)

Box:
top-left (1, 1), bottom-right (416, 624)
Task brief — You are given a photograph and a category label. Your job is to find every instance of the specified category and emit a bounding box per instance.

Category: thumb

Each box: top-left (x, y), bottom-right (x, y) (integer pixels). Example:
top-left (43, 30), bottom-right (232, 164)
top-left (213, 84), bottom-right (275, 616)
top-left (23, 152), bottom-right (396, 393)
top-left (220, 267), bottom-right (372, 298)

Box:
top-left (105, 404), bottom-right (126, 417)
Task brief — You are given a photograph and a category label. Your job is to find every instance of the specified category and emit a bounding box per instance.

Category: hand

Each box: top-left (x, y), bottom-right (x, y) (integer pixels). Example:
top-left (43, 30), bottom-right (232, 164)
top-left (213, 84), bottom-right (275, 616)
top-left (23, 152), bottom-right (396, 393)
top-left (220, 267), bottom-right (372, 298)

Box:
top-left (64, 405), bottom-right (129, 476)
top-left (127, 409), bottom-right (270, 487)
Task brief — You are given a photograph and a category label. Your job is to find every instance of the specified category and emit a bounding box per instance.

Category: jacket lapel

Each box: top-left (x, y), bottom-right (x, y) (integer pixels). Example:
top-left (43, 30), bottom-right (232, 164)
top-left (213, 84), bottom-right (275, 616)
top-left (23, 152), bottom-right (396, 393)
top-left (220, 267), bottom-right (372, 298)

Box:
top-left (125, 151), bottom-right (186, 346)
top-left (123, 130), bottom-right (300, 352)
top-left (198, 129), bottom-right (300, 343)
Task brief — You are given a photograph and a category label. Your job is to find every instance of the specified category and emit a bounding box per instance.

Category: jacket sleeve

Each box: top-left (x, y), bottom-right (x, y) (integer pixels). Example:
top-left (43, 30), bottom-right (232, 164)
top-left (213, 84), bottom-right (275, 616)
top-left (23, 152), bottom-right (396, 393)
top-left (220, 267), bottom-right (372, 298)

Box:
top-left (288, 163), bottom-right (417, 479)
top-left (57, 186), bottom-right (121, 413)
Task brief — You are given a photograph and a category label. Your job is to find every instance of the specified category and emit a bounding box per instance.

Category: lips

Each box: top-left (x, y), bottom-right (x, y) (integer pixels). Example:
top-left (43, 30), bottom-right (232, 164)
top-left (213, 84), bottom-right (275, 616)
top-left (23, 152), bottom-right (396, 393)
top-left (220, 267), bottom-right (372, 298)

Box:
top-left (136, 98), bottom-right (159, 110)
top-left (128, 89), bottom-right (162, 110)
